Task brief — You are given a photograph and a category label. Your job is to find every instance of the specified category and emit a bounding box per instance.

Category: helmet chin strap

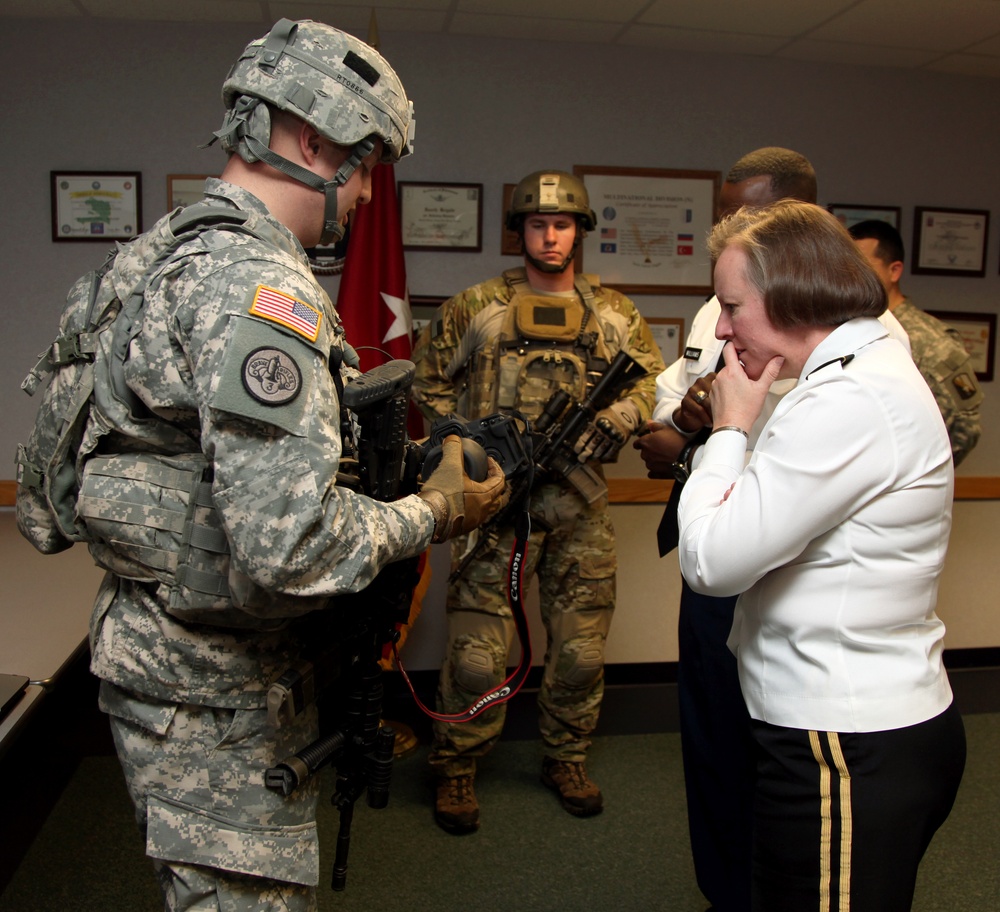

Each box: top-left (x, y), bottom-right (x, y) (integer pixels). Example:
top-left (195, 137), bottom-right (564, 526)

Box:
top-left (241, 128), bottom-right (375, 246)
top-left (525, 252), bottom-right (574, 274)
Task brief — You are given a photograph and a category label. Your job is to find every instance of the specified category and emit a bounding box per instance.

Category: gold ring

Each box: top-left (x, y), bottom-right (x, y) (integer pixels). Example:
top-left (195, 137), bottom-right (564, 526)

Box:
top-left (694, 390), bottom-right (708, 403)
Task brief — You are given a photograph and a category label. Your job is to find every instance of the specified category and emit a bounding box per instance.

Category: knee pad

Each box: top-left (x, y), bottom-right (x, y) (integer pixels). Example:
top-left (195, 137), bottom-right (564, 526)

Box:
top-left (454, 643), bottom-right (501, 694)
top-left (561, 636), bottom-right (605, 688)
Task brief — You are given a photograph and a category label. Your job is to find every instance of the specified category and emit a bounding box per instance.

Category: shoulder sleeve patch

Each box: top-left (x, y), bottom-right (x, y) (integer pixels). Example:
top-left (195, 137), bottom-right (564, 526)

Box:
top-left (249, 285), bottom-right (322, 342)
top-left (212, 316), bottom-right (318, 436)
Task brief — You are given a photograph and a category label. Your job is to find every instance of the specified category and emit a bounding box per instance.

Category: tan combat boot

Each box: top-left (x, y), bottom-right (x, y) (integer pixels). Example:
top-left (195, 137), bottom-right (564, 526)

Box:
top-left (434, 774), bottom-right (480, 834)
top-left (541, 757), bottom-right (603, 816)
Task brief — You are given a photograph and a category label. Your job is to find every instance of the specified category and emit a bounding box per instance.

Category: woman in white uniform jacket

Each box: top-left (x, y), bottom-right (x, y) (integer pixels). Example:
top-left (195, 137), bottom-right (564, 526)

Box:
top-left (677, 200), bottom-right (965, 912)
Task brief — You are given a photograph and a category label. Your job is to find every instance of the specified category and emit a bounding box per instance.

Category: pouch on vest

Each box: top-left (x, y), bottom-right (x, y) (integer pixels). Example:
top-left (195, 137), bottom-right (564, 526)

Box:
top-left (513, 293), bottom-right (585, 343)
top-left (495, 348), bottom-right (589, 423)
top-left (77, 451), bottom-right (303, 630)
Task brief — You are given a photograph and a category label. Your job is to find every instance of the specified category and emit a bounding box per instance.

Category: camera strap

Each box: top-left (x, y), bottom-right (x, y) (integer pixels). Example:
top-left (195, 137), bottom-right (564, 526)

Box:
top-left (392, 507), bottom-right (533, 722)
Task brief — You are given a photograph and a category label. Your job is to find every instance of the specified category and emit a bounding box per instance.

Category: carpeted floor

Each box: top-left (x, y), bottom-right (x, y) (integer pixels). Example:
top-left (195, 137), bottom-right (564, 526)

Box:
top-left (2, 715), bottom-right (999, 911)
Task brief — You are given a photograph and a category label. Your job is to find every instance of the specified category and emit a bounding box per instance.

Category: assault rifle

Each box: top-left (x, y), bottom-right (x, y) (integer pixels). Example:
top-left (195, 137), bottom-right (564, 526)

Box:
top-left (449, 348), bottom-right (647, 584)
top-left (264, 359), bottom-right (529, 892)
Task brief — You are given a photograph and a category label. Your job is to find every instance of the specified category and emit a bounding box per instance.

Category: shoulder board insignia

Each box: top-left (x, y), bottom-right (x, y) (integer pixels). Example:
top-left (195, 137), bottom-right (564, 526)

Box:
top-left (249, 285), bottom-right (322, 342)
top-left (684, 346), bottom-right (703, 360)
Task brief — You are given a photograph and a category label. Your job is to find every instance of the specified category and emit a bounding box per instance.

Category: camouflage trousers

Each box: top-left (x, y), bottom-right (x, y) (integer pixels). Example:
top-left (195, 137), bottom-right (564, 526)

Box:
top-left (99, 680), bottom-right (322, 911)
top-left (429, 481), bottom-right (617, 777)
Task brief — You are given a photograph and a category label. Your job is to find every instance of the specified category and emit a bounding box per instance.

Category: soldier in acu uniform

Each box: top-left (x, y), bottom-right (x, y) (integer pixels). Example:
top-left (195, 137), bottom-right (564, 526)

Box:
top-left (850, 218), bottom-right (983, 465)
top-left (411, 170), bottom-right (665, 833)
top-left (75, 20), bottom-right (506, 912)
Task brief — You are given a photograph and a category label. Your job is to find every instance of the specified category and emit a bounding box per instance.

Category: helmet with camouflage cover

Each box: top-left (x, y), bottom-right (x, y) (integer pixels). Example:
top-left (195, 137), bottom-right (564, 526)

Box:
top-left (505, 171), bottom-right (596, 231)
top-left (211, 19), bottom-right (414, 244)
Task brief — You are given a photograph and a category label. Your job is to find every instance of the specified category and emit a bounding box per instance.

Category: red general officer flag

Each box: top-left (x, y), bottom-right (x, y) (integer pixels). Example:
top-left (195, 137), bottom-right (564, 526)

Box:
top-left (337, 163), bottom-right (411, 369)
top-left (336, 162), bottom-right (424, 438)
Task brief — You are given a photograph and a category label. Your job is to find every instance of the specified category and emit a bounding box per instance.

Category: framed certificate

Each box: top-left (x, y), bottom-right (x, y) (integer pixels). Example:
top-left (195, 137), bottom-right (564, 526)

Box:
top-left (166, 174), bottom-right (217, 210)
top-left (647, 317), bottom-right (685, 362)
top-left (828, 203), bottom-right (901, 230)
top-left (51, 171), bottom-right (142, 242)
top-left (573, 165), bottom-right (720, 295)
top-left (399, 182), bottom-right (483, 251)
top-left (926, 310), bottom-right (996, 381)
top-left (912, 207), bottom-right (989, 277)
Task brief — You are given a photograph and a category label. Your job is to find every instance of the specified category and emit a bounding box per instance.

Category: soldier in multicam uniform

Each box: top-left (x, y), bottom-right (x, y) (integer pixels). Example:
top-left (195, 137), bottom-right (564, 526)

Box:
top-left (73, 20), bottom-right (506, 912)
top-left (411, 170), bottom-right (665, 833)
top-left (850, 219), bottom-right (984, 465)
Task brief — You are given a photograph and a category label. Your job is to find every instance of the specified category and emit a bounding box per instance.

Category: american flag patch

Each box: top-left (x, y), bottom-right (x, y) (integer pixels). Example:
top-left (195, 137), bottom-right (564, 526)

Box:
top-left (249, 286), bottom-right (322, 341)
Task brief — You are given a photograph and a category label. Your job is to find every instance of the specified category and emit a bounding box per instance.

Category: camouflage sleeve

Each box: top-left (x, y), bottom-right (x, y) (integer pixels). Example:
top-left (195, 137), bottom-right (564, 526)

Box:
top-left (604, 291), bottom-right (667, 423)
top-left (160, 252), bottom-right (434, 611)
top-left (410, 282), bottom-right (494, 420)
top-left (926, 328), bottom-right (983, 467)
top-left (903, 306), bottom-right (984, 467)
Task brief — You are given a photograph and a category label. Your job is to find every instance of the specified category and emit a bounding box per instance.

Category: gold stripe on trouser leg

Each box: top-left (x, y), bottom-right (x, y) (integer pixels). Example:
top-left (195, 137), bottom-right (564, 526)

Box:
top-left (809, 731), bottom-right (853, 912)
top-left (826, 732), bottom-right (852, 912)
top-left (809, 731), bottom-right (833, 912)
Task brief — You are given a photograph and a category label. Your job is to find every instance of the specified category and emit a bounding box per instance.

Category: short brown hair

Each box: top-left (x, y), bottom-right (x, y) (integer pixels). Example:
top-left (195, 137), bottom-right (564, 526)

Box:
top-left (708, 201), bottom-right (886, 329)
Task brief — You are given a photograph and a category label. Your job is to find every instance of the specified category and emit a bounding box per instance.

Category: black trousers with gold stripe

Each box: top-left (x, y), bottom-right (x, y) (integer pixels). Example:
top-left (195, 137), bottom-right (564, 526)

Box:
top-left (750, 703), bottom-right (966, 912)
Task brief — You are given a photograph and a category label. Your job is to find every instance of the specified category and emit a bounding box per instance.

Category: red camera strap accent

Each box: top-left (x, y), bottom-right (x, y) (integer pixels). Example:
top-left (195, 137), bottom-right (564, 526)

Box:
top-left (393, 510), bottom-right (533, 722)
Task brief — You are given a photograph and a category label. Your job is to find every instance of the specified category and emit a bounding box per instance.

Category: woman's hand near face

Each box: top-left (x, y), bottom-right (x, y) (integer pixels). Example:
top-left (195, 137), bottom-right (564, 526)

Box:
top-left (709, 342), bottom-right (784, 434)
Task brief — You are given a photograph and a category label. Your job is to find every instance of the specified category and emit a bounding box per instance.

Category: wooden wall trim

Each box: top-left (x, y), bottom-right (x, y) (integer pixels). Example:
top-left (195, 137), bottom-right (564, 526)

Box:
top-left (3, 476), bottom-right (999, 509)
top-left (607, 476), bottom-right (1000, 503)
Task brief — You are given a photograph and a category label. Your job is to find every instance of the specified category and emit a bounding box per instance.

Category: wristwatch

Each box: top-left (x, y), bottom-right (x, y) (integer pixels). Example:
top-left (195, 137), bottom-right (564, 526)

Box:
top-left (670, 427), bottom-right (711, 483)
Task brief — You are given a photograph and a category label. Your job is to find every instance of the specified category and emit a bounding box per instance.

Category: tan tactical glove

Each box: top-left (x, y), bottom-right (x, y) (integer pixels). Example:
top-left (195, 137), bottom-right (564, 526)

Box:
top-left (574, 399), bottom-right (643, 463)
top-left (419, 434), bottom-right (509, 542)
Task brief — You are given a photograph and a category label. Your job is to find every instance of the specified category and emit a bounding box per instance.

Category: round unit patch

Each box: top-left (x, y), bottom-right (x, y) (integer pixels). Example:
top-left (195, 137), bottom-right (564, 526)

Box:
top-left (242, 347), bottom-right (302, 406)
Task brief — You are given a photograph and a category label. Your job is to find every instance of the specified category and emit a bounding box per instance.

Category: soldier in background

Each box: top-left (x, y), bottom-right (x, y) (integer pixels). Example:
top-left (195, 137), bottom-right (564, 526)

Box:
top-left (411, 170), bottom-right (665, 834)
top-left (850, 218), bottom-right (983, 465)
top-left (74, 20), bottom-right (505, 911)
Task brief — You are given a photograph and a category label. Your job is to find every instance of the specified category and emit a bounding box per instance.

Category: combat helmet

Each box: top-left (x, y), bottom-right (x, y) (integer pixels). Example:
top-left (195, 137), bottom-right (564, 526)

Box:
top-left (211, 19), bottom-right (414, 244)
top-left (505, 171), bottom-right (596, 232)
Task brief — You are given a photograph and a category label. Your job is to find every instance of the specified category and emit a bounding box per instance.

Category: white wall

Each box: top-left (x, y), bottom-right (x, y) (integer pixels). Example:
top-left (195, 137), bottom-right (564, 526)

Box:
top-left (3, 17), bottom-right (998, 670)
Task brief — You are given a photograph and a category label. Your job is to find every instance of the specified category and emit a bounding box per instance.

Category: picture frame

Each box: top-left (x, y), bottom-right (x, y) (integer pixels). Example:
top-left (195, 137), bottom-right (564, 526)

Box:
top-left (925, 309), bottom-right (996, 382)
top-left (166, 173), bottom-right (217, 210)
top-left (647, 317), bottom-right (685, 362)
top-left (409, 294), bottom-right (447, 338)
top-left (51, 171), bottom-right (142, 242)
top-left (828, 203), bottom-right (901, 231)
top-left (501, 182), bottom-right (521, 256)
top-left (573, 165), bottom-right (720, 295)
top-left (399, 182), bottom-right (483, 251)
top-left (912, 207), bottom-right (989, 277)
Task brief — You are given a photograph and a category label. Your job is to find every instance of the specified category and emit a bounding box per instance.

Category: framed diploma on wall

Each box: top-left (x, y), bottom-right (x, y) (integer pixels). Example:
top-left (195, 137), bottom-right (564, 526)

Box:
top-left (573, 165), bottom-right (719, 295)
top-left (51, 171), bottom-right (142, 242)
top-left (399, 182), bottom-right (483, 251)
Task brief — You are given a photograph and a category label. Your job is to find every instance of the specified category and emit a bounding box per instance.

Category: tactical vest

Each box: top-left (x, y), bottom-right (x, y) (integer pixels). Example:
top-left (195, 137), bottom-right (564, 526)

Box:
top-left (57, 209), bottom-right (338, 629)
top-left (457, 268), bottom-right (615, 422)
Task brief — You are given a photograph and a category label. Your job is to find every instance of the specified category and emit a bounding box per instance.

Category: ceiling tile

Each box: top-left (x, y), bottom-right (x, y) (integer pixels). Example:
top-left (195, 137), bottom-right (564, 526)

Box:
top-left (618, 24), bottom-right (788, 56)
top-left (924, 53), bottom-right (1000, 78)
top-left (965, 32), bottom-right (1000, 56)
top-left (808, 0), bottom-right (1000, 51)
top-left (81, 0), bottom-right (263, 22)
top-left (775, 38), bottom-right (940, 68)
top-left (639, 0), bottom-right (856, 37)
top-left (449, 11), bottom-right (622, 43)
top-left (269, 2), bottom-right (448, 34)
top-left (1, 0), bottom-right (80, 16)
top-left (458, 0), bottom-right (649, 22)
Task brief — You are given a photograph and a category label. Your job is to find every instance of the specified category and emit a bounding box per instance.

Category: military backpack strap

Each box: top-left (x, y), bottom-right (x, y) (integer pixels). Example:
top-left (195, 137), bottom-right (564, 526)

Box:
top-left (168, 202), bottom-right (251, 236)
